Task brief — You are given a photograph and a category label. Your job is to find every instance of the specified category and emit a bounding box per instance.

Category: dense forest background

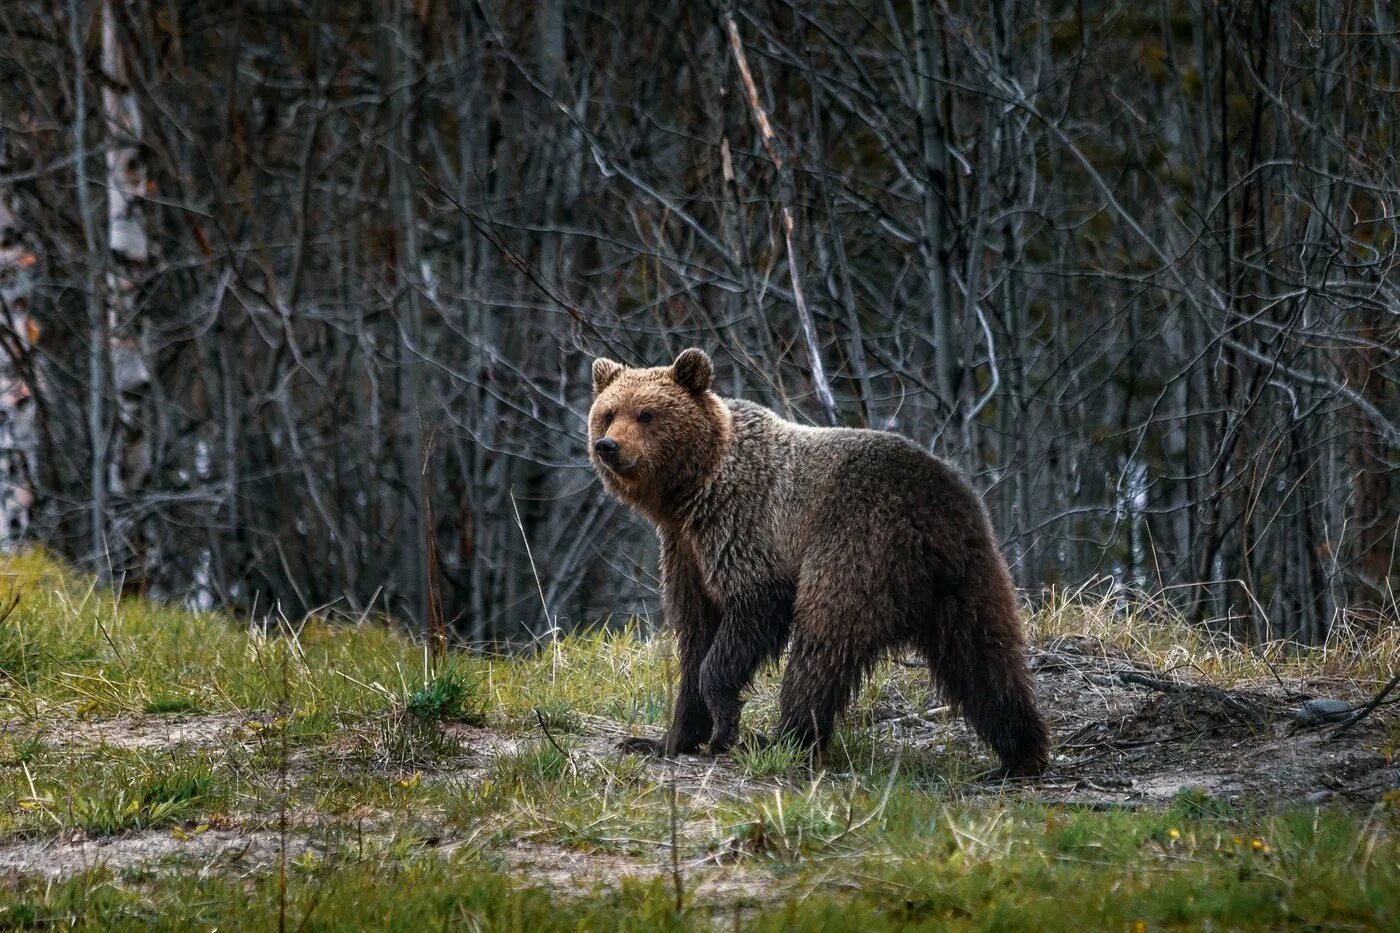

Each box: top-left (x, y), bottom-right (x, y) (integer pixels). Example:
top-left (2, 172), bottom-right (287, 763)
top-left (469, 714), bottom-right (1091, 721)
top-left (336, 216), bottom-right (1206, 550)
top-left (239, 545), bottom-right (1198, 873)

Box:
top-left (0, 0), bottom-right (1396, 645)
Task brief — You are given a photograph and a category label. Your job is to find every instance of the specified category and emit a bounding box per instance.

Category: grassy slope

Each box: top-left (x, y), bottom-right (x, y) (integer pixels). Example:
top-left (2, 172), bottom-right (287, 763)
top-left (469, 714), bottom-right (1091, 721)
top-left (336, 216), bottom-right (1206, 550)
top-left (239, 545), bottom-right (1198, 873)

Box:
top-left (0, 551), bottom-right (1396, 930)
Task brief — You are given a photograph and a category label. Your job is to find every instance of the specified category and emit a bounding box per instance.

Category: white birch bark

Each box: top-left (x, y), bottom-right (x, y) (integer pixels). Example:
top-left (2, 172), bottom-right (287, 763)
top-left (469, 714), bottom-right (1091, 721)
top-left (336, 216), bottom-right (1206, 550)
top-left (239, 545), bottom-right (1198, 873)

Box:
top-left (100, 0), bottom-right (152, 560)
top-left (0, 171), bottom-right (37, 545)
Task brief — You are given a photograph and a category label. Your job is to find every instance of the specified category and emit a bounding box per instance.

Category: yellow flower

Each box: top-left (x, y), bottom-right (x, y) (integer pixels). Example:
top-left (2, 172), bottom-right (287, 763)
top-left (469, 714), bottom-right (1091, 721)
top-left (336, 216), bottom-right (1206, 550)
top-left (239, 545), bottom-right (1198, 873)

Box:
top-left (1167, 828), bottom-right (1181, 841)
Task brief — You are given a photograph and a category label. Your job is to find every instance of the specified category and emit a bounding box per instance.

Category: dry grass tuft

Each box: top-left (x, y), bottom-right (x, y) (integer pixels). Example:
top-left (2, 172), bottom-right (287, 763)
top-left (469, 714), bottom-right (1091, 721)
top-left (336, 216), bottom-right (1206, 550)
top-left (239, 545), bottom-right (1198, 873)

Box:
top-left (1031, 577), bottom-right (1400, 692)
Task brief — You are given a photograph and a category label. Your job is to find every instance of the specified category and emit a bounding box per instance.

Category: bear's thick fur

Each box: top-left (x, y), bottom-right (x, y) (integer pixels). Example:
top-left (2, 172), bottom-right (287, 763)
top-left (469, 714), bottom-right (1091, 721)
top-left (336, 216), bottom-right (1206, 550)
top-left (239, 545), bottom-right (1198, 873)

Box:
top-left (588, 349), bottom-right (1049, 776)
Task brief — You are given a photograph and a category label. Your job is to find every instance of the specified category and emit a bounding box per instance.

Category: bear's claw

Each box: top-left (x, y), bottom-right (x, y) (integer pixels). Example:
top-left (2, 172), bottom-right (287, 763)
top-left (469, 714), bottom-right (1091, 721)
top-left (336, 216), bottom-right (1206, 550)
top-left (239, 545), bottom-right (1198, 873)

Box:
top-left (617, 736), bottom-right (667, 756)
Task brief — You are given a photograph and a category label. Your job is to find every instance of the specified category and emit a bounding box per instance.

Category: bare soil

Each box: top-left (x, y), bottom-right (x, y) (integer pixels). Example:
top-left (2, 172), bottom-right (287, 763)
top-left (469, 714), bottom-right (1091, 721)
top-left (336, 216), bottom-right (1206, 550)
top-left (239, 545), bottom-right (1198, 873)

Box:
top-left (0, 829), bottom-right (304, 881)
top-left (1016, 636), bottom-right (1396, 808)
top-left (47, 712), bottom-right (248, 751)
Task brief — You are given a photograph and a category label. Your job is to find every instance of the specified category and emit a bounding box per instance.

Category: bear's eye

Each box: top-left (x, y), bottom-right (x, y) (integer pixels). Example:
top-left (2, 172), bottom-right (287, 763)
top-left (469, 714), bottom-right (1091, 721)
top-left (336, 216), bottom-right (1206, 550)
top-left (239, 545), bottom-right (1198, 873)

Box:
top-left (603, 410), bottom-right (615, 425)
top-left (637, 411), bottom-right (653, 424)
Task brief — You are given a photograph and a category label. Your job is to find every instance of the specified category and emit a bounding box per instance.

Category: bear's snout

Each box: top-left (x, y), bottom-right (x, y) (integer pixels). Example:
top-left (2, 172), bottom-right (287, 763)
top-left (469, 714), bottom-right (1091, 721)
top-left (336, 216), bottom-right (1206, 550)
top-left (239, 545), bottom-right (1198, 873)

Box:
top-left (593, 437), bottom-right (620, 460)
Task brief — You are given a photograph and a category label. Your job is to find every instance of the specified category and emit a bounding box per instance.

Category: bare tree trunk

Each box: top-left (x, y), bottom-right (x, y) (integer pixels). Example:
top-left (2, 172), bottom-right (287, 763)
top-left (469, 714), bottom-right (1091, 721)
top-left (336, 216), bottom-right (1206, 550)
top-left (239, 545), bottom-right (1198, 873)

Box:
top-left (0, 158), bottom-right (37, 546)
top-left (99, 0), bottom-right (151, 578)
top-left (1346, 308), bottom-right (1397, 630)
top-left (387, 0), bottom-right (428, 624)
top-left (68, 0), bottom-right (109, 565)
top-left (912, 0), bottom-right (957, 435)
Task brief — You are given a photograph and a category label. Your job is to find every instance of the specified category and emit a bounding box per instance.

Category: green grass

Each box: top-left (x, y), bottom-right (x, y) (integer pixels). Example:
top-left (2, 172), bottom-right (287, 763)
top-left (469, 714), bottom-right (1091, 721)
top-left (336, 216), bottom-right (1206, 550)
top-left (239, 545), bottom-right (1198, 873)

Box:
top-left (0, 855), bottom-right (697, 932)
top-left (65, 760), bottom-right (218, 836)
top-left (3, 744), bottom-right (228, 837)
top-left (732, 737), bottom-right (807, 777)
top-left (0, 801), bottom-right (1395, 930)
top-left (0, 550), bottom-right (1397, 929)
top-left (141, 693), bottom-right (204, 715)
top-left (406, 663), bottom-right (482, 723)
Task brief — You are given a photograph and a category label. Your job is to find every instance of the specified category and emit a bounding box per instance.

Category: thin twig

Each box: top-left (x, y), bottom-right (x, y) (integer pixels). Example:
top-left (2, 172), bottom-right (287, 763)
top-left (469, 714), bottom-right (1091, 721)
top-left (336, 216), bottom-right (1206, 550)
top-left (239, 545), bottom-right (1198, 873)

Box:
top-left (721, 6), bottom-right (839, 426)
top-left (533, 708), bottom-right (574, 776)
top-left (420, 417), bottom-right (447, 667)
top-left (1330, 671), bottom-right (1400, 739)
top-left (510, 486), bottom-right (555, 641)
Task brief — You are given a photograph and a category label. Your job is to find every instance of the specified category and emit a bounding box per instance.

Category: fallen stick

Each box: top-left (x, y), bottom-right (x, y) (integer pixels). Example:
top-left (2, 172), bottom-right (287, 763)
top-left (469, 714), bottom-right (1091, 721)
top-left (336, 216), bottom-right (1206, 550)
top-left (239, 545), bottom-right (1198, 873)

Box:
top-left (1118, 671), bottom-right (1264, 724)
top-left (1330, 670), bottom-right (1400, 739)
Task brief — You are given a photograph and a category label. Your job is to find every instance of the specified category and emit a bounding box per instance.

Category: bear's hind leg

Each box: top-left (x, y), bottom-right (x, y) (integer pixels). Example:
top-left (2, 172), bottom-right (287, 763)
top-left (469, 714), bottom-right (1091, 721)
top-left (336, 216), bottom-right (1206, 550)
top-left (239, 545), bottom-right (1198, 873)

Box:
top-left (774, 632), bottom-right (866, 755)
top-left (921, 568), bottom-right (1049, 776)
top-left (774, 572), bottom-right (887, 756)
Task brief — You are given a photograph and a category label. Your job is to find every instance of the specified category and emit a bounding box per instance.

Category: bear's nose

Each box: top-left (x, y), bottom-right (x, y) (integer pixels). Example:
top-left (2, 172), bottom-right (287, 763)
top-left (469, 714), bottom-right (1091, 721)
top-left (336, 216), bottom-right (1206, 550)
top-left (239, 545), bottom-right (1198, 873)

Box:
top-left (594, 437), bottom-right (619, 459)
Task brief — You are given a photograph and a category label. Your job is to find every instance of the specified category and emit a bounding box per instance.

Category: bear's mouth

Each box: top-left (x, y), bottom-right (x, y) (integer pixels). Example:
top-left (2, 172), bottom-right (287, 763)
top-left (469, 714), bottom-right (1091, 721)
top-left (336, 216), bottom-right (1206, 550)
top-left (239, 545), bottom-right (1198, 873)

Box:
top-left (595, 456), bottom-right (641, 480)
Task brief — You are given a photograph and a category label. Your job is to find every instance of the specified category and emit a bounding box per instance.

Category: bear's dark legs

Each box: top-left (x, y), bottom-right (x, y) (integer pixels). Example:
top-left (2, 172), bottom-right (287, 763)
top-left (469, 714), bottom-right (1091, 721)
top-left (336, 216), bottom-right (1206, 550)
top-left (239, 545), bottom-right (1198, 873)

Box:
top-left (621, 619), bottom-right (716, 757)
top-left (923, 625), bottom-right (1048, 776)
top-left (698, 587), bottom-right (792, 752)
top-left (620, 538), bottom-right (719, 758)
top-left (774, 568), bottom-right (885, 756)
top-left (666, 621), bottom-right (716, 754)
top-left (774, 633), bottom-right (864, 754)
top-left (921, 562), bottom-right (1050, 776)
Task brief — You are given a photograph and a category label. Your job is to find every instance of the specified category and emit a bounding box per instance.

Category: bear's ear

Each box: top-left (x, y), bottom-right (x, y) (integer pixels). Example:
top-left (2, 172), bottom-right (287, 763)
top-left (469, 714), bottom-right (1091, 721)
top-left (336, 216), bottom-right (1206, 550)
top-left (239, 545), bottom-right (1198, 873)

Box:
top-left (592, 358), bottom-right (624, 395)
top-left (671, 348), bottom-right (713, 393)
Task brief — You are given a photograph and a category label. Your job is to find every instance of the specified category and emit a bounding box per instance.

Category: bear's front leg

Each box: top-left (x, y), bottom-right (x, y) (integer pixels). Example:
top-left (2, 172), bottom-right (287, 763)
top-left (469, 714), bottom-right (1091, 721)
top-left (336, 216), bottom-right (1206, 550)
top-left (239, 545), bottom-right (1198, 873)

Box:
top-left (699, 587), bottom-right (794, 753)
top-left (665, 648), bottom-right (714, 754)
top-left (619, 625), bottom-right (713, 756)
top-left (619, 540), bottom-right (717, 757)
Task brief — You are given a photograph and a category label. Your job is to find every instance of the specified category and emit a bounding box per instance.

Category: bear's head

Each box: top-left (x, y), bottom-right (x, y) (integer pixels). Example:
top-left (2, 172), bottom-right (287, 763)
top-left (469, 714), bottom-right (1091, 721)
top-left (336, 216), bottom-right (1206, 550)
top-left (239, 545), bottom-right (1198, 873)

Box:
top-left (588, 348), bottom-right (730, 516)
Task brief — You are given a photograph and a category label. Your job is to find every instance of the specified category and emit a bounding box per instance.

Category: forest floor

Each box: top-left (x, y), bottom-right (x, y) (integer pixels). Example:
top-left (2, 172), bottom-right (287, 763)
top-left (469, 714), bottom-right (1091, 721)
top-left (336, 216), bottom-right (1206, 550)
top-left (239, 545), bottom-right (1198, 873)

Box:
top-left (1, 552), bottom-right (1398, 929)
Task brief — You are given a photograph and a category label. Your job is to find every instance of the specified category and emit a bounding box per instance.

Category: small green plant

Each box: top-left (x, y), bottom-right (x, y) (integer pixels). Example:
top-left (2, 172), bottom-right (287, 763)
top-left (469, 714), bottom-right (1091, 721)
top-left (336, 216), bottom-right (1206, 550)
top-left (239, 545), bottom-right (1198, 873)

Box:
top-left (407, 665), bottom-right (481, 723)
top-left (0, 899), bottom-right (38, 928)
top-left (447, 738), bottom-right (591, 831)
top-left (492, 738), bottom-right (574, 788)
top-left (721, 788), bottom-right (846, 861)
top-left (1169, 786), bottom-right (1240, 821)
top-left (68, 762), bottom-right (217, 835)
top-left (0, 734), bottom-right (46, 767)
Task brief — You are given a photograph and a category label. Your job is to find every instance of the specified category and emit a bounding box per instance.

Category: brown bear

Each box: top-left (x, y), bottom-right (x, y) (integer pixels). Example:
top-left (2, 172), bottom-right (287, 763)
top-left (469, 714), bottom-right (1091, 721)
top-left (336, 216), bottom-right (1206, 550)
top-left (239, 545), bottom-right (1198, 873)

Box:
top-left (588, 348), bottom-right (1050, 776)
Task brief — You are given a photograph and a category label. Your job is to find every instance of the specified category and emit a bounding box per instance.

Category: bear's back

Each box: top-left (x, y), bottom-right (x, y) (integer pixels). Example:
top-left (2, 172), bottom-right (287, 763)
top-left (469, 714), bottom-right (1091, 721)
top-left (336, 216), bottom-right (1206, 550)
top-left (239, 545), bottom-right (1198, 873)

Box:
top-left (716, 398), bottom-right (991, 569)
